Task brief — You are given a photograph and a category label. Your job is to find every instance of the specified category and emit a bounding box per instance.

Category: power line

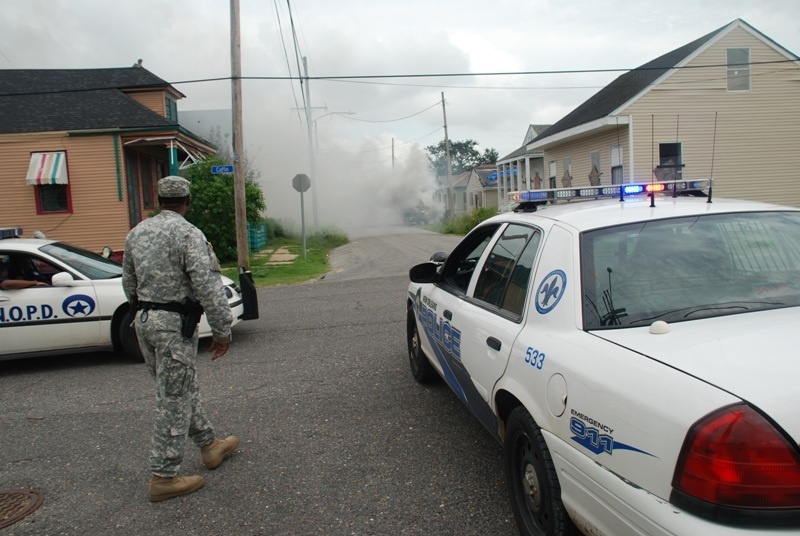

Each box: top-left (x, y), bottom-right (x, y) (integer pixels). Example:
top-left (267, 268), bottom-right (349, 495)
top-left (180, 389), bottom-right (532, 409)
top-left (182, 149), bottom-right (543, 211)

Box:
top-left (2, 58), bottom-right (796, 98)
top-left (272, 0), bottom-right (301, 121)
top-left (339, 101), bottom-right (441, 123)
top-left (169, 58), bottom-right (796, 84)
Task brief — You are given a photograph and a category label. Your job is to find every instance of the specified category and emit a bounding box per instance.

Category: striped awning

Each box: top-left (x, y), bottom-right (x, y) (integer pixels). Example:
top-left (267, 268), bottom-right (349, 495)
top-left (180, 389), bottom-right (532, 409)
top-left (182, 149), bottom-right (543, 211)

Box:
top-left (26, 152), bottom-right (68, 185)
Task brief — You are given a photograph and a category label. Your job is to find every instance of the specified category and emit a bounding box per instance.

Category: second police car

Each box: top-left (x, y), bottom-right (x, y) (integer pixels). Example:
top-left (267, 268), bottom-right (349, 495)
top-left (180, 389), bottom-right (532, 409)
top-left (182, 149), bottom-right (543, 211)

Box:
top-left (0, 228), bottom-right (245, 361)
top-left (406, 179), bottom-right (800, 536)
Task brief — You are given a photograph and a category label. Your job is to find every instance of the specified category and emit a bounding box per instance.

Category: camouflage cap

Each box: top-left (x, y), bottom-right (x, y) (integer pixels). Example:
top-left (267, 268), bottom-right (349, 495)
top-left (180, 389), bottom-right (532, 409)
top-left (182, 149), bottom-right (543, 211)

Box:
top-left (158, 176), bottom-right (191, 198)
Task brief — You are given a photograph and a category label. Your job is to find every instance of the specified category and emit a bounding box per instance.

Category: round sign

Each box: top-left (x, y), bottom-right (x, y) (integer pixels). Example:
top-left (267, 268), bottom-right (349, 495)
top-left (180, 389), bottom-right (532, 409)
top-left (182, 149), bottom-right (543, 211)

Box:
top-left (292, 173), bottom-right (311, 193)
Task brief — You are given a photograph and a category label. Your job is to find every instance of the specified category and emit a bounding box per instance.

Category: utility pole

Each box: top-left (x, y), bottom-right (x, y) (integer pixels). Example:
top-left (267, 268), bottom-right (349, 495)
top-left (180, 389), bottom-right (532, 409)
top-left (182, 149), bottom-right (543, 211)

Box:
top-left (441, 92), bottom-right (454, 218)
top-left (302, 57), bottom-right (318, 229)
top-left (230, 0), bottom-right (249, 268)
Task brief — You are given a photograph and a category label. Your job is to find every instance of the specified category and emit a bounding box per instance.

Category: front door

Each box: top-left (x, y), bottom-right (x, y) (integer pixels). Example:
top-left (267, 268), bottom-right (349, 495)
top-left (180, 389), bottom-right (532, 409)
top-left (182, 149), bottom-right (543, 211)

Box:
top-left (125, 153), bottom-right (141, 227)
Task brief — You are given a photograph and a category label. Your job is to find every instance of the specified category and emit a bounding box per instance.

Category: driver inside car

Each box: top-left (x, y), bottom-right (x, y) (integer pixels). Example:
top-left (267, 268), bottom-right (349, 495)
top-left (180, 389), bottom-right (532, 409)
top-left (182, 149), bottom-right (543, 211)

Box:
top-left (0, 260), bottom-right (49, 290)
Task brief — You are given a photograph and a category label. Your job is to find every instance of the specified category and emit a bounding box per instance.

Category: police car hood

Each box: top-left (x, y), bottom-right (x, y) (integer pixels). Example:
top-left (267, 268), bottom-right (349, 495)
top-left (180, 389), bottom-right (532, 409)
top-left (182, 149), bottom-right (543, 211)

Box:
top-left (592, 308), bottom-right (800, 441)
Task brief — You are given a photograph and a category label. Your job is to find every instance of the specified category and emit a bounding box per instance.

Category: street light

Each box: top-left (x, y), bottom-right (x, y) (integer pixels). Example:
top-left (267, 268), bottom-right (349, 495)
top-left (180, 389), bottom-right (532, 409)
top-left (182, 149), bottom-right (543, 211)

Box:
top-left (309, 111), bottom-right (355, 227)
top-left (312, 111), bottom-right (356, 153)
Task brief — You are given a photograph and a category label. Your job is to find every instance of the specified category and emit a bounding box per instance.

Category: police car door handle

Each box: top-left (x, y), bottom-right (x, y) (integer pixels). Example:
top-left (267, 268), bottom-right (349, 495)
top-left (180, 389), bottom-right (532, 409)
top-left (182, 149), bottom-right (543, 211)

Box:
top-left (443, 310), bottom-right (452, 320)
top-left (486, 337), bottom-right (502, 351)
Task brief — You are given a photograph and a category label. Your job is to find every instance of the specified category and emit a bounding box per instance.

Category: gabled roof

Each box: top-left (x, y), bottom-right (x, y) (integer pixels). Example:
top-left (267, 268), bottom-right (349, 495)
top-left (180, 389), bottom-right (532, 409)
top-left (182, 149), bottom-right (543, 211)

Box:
top-left (0, 67), bottom-right (181, 134)
top-left (475, 167), bottom-right (497, 188)
top-left (532, 19), bottom-right (799, 145)
top-left (499, 124), bottom-right (551, 162)
top-left (452, 171), bottom-right (472, 188)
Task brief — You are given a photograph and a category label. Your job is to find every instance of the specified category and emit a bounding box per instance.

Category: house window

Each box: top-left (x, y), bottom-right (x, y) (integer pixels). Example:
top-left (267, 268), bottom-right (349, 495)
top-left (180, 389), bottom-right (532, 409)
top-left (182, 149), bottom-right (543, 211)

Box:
top-left (548, 160), bottom-right (557, 189)
top-left (26, 151), bottom-right (71, 214)
top-left (727, 48), bottom-right (750, 91)
top-left (657, 143), bottom-right (683, 181)
top-left (591, 151), bottom-right (601, 173)
top-left (610, 145), bottom-right (623, 185)
top-left (36, 185), bottom-right (71, 213)
top-left (166, 97), bottom-right (178, 122)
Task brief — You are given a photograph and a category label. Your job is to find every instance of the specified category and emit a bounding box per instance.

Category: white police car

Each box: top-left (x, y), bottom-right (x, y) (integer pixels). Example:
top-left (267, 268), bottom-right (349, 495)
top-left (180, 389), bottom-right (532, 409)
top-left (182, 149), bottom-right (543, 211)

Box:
top-left (0, 228), bottom-right (244, 361)
top-left (406, 179), bottom-right (800, 535)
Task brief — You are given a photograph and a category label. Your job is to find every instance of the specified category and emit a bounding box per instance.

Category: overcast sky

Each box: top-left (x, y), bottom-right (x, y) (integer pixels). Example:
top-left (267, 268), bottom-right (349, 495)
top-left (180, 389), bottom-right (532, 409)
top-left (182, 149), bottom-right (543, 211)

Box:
top-left (3, 0), bottom-right (799, 228)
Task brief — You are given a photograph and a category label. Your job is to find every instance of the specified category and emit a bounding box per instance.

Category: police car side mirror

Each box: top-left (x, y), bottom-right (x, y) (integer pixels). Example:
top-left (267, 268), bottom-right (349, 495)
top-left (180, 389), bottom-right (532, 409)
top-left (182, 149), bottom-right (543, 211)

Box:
top-left (409, 262), bottom-right (439, 284)
top-left (51, 272), bottom-right (76, 286)
top-left (102, 246), bottom-right (113, 259)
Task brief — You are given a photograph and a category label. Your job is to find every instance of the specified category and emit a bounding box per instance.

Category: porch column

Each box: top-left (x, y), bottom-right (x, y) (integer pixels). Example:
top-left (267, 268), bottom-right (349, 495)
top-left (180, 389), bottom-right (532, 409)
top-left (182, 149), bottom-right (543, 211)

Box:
top-left (169, 144), bottom-right (179, 176)
top-left (525, 157), bottom-right (531, 190)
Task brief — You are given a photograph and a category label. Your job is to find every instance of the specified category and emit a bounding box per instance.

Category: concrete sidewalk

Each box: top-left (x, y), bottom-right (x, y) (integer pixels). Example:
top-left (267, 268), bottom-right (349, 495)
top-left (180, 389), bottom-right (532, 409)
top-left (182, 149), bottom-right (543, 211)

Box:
top-left (252, 245), bottom-right (297, 266)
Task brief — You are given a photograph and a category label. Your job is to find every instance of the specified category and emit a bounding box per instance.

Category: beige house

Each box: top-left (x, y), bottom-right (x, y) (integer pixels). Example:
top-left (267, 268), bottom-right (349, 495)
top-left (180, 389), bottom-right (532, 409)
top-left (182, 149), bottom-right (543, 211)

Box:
top-left (0, 66), bottom-right (215, 253)
top-left (434, 171), bottom-right (472, 217)
top-left (465, 165), bottom-right (501, 211)
top-left (506, 19), bottom-right (800, 209)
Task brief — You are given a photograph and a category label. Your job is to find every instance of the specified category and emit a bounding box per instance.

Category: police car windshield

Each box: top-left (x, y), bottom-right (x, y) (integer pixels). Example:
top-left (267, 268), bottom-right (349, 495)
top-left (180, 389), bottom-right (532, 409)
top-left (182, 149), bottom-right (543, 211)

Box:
top-left (581, 211), bottom-right (800, 329)
top-left (40, 243), bottom-right (123, 280)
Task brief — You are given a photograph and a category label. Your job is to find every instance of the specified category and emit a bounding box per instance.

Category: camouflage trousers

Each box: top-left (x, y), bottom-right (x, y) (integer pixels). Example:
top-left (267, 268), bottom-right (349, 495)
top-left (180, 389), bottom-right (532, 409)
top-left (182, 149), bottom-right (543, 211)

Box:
top-left (136, 309), bottom-right (215, 477)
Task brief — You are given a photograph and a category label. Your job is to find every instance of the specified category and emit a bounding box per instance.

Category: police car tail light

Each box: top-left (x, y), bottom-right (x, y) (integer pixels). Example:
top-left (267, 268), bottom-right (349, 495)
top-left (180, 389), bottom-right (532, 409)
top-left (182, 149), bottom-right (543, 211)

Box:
top-left (673, 404), bottom-right (800, 509)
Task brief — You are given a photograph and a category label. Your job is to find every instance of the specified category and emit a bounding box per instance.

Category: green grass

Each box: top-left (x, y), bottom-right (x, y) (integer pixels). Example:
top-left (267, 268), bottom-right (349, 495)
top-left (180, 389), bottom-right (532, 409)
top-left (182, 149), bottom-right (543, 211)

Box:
top-left (220, 227), bottom-right (349, 287)
top-left (437, 207), bottom-right (498, 235)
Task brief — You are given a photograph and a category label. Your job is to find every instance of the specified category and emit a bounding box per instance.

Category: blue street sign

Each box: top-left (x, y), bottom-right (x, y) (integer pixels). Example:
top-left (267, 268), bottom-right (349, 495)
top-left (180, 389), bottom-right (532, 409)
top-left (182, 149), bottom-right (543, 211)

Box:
top-left (211, 165), bottom-right (234, 174)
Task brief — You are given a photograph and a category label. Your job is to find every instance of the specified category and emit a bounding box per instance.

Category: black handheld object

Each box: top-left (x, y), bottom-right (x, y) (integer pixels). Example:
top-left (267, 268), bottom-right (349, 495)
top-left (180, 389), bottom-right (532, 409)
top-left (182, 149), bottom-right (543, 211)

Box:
top-left (180, 298), bottom-right (204, 338)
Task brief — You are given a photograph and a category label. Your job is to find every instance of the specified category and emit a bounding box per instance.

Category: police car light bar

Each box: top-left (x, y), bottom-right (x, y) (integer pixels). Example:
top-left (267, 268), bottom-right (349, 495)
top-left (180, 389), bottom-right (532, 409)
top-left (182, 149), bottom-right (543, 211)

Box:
top-left (508, 178), bottom-right (713, 205)
top-left (0, 227), bottom-right (23, 239)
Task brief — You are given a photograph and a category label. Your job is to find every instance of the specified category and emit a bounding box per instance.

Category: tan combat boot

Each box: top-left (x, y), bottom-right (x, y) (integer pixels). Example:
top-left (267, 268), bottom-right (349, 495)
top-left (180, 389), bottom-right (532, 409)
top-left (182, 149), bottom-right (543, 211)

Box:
top-left (149, 474), bottom-right (205, 502)
top-left (201, 435), bottom-right (240, 469)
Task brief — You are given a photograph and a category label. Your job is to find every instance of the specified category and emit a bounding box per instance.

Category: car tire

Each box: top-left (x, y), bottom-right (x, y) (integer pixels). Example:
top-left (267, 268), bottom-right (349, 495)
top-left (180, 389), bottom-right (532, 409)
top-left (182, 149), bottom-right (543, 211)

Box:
top-left (407, 307), bottom-right (439, 383)
top-left (117, 306), bottom-right (144, 362)
top-left (505, 406), bottom-right (575, 536)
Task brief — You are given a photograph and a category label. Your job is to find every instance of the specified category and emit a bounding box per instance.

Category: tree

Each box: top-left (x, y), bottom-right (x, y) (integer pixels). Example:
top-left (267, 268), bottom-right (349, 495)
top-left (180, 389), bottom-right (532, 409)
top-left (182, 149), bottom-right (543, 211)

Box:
top-left (182, 156), bottom-right (266, 263)
top-left (425, 139), bottom-right (498, 176)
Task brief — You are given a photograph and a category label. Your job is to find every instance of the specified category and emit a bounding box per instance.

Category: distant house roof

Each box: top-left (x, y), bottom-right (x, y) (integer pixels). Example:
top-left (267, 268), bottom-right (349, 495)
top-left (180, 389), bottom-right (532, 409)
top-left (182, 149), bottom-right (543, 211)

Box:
top-left (452, 171), bottom-right (472, 188)
top-left (499, 124), bottom-right (551, 162)
top-left (532, 19), bottom-right (800, 145)
top-left (475, 167), bottom-right (497, 187)
top-left (0, 67), bottom-right (182, 134)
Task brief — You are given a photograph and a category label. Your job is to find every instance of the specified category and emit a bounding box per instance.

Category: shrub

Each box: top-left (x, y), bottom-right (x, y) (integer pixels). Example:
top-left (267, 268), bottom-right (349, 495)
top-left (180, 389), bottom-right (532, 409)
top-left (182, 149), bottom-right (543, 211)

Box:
top-left (441, 207), bottom-right (498, 235)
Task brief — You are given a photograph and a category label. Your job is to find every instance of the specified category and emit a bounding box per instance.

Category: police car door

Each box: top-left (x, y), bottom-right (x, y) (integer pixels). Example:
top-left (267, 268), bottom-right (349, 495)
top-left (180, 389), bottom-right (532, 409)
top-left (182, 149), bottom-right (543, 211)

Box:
top-left (457, 223), bottom-right (541, 434)
top-left (426, 222), bottom-right (540, 436)
top-left (0, 252), bottom-right (101, 355)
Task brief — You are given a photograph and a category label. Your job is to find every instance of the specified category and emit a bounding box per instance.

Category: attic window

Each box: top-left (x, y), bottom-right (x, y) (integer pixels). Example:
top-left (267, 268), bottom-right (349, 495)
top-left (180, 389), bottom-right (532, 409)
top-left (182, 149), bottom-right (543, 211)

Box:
top-left (166, 97), bottom-right (178, 122)
top-left (727, 48), bottom-right (750, 91)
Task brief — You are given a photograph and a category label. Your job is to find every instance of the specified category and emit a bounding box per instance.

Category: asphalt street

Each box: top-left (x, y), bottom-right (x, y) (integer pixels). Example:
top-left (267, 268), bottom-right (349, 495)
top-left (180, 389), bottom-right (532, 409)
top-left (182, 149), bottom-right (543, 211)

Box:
top-left (1, 228), bottom-right (519, 535)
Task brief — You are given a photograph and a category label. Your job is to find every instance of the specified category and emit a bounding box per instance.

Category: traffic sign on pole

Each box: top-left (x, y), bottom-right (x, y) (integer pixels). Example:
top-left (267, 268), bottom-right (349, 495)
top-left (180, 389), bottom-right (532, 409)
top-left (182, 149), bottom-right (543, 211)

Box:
top-left (292, 174), bottom-right (311, 259)
top-left (211, 165), bottom-right (235, 174)
top-left (292, 173), bottom-right (311, 193)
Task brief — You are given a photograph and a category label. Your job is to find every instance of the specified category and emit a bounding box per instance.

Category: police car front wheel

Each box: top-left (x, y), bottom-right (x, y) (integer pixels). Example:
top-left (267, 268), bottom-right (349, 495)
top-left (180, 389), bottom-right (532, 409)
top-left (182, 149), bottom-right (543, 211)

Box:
top-left (116, 306), bottom-right (143, 361)
top-left (406, 308), bottom-right (439, 384)
top-left (505, 406), bottom-right (576, 536)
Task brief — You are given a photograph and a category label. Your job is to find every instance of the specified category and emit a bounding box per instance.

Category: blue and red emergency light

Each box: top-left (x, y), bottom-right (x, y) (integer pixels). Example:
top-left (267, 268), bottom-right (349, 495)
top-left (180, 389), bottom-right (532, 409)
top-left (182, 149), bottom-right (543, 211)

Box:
top-left (509, 179), bottom-right (712, 206)
top-left (0, 228), bottom-right (23, 240)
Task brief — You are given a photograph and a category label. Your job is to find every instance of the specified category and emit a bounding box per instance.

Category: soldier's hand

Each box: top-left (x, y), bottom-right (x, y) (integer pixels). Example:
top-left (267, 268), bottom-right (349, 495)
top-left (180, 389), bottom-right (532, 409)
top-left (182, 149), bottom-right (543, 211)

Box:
top-left (209, 340), bottom-right (230, 361)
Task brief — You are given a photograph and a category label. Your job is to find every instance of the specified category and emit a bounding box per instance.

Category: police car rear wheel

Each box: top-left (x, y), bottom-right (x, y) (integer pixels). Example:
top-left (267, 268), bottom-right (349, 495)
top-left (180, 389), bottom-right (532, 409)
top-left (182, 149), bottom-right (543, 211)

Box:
top-left (407, 308), bottom-right (438, 383)
top-left (505, 406), bottom-right (574, 536)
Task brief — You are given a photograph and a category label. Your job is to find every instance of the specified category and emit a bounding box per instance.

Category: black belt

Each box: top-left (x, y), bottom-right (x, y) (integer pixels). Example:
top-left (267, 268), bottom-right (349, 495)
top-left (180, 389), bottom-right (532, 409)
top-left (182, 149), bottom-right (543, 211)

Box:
top-left (137, 301), bottom-right (184, 313)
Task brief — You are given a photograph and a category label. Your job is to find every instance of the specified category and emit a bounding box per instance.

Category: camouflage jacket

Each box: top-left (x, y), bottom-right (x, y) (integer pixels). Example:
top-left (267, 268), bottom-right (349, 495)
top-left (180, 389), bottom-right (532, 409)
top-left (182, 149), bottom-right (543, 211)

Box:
top-left (122, 210), bottom-right (232, 343)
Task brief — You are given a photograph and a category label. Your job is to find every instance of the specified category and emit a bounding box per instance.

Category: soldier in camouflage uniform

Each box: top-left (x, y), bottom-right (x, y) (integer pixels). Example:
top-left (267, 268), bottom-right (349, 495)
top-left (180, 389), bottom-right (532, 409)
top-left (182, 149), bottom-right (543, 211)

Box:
top-left (122, 176), bottom-right (240, 502)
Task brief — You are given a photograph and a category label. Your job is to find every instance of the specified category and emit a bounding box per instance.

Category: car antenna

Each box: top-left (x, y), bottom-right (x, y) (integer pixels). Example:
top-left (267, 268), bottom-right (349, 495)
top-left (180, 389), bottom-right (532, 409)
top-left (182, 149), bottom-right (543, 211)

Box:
top-left (707, 112), bottom-right (717, 204)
